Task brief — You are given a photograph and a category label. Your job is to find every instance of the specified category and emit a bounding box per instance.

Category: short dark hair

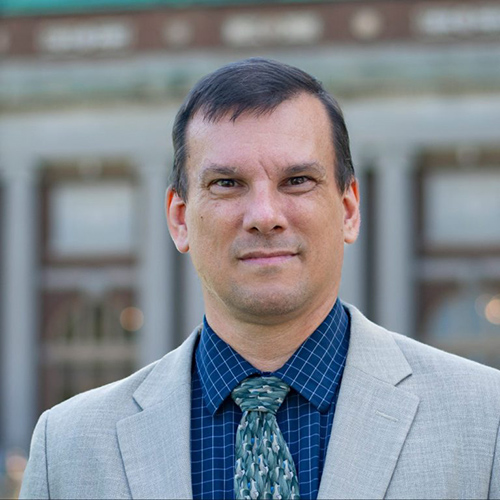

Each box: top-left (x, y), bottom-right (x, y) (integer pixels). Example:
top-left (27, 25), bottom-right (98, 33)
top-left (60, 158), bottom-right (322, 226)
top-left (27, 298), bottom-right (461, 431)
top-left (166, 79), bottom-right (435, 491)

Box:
top-left (170, 57), bottom-right (355, 200)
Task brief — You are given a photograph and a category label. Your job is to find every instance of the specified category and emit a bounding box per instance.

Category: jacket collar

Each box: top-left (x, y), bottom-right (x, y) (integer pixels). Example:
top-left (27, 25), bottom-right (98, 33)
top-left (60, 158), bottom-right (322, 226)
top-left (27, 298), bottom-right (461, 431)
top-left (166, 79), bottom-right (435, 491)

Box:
top-left (317, 304), bottom-right (420, 499)
top-left (117, 329), bottom-right (199, 499)
top-left (116, 304), bottom-right (419, 499)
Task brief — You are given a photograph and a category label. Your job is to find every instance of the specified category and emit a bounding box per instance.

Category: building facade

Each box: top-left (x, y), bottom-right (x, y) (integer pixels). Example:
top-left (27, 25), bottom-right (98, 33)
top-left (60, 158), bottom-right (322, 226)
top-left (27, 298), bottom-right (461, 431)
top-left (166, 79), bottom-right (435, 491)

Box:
top-left (1, 0), bottom-right (500, 489)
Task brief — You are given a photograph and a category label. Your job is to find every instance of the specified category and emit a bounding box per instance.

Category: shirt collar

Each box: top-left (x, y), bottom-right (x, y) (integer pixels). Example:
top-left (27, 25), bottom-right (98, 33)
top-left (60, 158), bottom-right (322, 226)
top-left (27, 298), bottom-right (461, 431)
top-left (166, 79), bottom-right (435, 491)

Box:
top-left (195, 299), bottom-right (350, 415)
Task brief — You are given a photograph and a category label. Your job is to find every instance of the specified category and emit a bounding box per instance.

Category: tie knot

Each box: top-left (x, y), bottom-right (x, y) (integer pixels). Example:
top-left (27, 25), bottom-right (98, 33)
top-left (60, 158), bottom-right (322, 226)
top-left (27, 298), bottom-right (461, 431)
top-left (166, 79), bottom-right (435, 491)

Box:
top-left (231, 376), bottom-right (289, 415)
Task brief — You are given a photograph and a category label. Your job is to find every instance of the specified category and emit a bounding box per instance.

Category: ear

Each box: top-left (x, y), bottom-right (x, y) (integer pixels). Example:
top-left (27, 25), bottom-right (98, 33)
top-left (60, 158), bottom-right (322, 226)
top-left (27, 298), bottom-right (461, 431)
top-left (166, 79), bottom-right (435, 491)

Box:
top-left (165, 186), bottom-right (189, 253)
top-left (342, 179), bottom-right (361, 244)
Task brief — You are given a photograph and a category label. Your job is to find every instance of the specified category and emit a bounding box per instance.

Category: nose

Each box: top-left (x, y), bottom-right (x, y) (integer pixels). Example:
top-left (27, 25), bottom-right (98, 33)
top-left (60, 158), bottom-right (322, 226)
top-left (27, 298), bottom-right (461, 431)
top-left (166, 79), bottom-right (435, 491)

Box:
top-left (242, 184), bottom-right (288, 234)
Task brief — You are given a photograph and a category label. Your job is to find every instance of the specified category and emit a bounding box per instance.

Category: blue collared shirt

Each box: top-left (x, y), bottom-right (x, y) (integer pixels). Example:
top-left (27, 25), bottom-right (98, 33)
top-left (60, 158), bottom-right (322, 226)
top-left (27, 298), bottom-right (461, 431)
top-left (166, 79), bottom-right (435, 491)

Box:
top-left (191, 299), bottom-right (350, 500)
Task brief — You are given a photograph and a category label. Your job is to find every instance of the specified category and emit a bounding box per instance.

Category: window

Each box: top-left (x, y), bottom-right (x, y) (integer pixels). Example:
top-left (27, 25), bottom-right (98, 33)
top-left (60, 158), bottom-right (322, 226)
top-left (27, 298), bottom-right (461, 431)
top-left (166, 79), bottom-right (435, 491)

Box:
top-left (416, 148), bottom-right (500, 369)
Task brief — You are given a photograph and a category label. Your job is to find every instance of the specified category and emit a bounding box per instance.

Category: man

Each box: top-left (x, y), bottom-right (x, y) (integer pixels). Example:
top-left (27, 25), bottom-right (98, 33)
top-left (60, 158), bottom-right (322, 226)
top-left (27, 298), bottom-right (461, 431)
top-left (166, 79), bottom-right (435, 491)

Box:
top-left (21, 58), bottom-right (500, 499)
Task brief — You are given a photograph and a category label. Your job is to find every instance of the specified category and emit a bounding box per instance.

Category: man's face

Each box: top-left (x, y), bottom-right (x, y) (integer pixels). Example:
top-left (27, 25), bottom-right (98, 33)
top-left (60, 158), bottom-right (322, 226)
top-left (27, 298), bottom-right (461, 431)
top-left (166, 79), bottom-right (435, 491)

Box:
top-left (167, 93), bottom-right (360, 326)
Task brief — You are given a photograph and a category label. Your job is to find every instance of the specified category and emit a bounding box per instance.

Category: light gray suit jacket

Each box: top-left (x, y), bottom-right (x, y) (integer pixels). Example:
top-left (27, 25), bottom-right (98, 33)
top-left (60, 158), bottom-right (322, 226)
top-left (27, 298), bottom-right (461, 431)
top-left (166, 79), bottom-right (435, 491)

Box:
top-left (20, 304), bottom-right (500, 499)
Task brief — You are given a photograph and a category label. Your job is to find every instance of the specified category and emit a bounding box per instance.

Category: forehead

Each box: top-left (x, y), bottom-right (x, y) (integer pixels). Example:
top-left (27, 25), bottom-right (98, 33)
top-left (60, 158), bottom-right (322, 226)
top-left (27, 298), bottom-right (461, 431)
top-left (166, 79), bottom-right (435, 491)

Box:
top-left (184, 93), bottom-right (334, 175)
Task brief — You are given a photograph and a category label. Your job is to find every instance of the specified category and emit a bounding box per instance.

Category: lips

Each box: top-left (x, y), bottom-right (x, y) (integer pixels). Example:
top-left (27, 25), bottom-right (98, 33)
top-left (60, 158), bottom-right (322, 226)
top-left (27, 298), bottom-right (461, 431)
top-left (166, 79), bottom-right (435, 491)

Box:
top-left (238, 250), bottom-right (298, 265)
top-left (240, 250), bottom-right (296, 260)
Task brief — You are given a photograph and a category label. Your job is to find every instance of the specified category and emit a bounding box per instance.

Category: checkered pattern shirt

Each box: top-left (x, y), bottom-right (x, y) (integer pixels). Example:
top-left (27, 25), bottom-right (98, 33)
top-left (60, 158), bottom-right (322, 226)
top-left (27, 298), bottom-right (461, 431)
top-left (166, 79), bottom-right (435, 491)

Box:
top-left (190, 299), bottom-right (350, 500)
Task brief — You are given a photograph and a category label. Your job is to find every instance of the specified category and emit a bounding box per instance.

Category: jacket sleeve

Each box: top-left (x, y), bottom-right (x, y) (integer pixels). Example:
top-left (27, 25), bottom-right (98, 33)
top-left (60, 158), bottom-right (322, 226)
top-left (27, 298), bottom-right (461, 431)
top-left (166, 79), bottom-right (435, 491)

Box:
top-left (19, 410), bottom-right (50, 499)
top-left (490, 417), bottom-right (500, 499)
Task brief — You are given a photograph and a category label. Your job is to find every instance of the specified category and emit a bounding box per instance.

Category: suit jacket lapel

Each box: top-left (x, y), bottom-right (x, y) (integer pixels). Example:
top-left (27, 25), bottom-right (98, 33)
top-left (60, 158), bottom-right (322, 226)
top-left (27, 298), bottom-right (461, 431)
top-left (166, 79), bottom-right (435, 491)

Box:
top-left (318, 305), bottom-right (420, 499)
top-left (115, 306), bottom-right (420, 499)
top-left (117, 329), bottom-right (200, 499)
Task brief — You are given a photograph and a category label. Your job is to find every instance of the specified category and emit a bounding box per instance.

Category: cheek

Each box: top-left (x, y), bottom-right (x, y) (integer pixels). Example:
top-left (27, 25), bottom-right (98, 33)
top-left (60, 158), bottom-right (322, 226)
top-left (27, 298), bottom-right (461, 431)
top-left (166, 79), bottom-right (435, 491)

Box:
top-left (301, 204), bottom-right (345, 255)
top-left (186, 202), bottom-right (233, 251)
top-left (293, 196), bottom-right (342, 232)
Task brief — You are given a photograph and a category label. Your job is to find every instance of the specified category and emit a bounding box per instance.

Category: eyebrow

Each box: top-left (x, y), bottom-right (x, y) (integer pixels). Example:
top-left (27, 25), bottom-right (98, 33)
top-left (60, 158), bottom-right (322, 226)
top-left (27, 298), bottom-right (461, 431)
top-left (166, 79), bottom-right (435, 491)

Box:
top-left (198, 164), bottom-right (238, 186)
top-left (198, 161), bottom-right (327, 185)
top-left (283, 162), bottom-right (327, 178)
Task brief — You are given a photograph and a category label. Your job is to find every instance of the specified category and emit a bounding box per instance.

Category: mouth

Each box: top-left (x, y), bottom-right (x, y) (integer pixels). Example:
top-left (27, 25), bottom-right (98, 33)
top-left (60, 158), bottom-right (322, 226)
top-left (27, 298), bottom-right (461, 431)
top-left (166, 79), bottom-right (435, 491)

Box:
top-left (238, 250), bottom-right (298, 266)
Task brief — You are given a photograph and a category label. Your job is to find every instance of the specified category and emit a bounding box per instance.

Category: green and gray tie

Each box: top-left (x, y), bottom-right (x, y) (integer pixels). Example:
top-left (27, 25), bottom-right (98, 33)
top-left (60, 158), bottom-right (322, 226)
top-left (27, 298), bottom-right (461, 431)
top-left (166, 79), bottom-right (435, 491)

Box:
top-left (231, 376), bottom-right (300, 500)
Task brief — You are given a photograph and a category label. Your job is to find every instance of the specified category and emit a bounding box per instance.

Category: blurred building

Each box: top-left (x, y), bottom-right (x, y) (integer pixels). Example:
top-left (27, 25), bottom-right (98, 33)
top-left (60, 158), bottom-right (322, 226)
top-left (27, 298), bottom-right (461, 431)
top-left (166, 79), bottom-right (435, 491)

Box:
top-left (1, 0), bottom-right (500, 476)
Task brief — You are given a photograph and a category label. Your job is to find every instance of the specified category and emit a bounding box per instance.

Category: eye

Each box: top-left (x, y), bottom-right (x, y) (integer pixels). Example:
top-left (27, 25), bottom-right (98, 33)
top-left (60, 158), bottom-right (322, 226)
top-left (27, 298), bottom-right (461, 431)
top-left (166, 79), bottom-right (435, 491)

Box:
top-left (288, 176), bottom-right (309, 186)
top-left (208, 178), bottom-right (242, 195)
top-left (281, 175), bottom-right (316, 194)
top-left (213, 179), bottom-right (237, 188)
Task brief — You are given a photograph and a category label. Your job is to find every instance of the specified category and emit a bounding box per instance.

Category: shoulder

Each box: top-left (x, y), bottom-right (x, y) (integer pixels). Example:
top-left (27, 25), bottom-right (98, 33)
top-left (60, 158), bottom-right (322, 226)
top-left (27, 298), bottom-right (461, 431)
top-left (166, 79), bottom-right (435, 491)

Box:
top-left (390, 329), bottom-right (500, 401)
top-left (45, 360), bottom-right (158, 436)
top-left (345, 302), bottom-right (500, 408)
top-left (391, 327), bottom-right (500, 379)
top-left (20, 330), bottom-right (200, 499)
top-left (43, 327), bottom-right (200, 434)
top-left (343, 304), bottom-right (500, 497)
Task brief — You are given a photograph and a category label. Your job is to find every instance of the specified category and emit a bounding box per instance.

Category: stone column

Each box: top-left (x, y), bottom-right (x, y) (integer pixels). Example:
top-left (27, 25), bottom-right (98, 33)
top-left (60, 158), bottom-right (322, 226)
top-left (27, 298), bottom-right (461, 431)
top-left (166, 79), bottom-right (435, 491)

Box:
top-left (374, 148), bottom-right (415, 337)
top-left (0, 162), bottom-right (38, 454)
top-left (137, 163), bottom-right (176, 368)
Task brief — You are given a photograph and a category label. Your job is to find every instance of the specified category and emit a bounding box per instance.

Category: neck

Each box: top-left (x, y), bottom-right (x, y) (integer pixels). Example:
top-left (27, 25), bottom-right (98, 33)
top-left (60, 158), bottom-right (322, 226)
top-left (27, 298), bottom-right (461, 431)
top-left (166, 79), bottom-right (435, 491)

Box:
top-left (204, 297), bottom-right (337, 372)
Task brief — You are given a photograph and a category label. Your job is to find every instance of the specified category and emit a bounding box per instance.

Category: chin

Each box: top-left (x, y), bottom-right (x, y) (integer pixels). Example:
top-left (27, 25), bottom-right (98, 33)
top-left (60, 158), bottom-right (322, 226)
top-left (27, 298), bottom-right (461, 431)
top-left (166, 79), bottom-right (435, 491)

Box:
top-left (225, 285), bottom-right (310, 323)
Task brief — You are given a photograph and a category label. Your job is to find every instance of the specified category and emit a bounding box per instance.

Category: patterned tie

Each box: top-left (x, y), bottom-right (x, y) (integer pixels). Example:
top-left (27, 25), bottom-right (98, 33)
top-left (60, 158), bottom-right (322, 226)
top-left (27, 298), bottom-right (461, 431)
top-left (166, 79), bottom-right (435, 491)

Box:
top-left (231, 376), bottom-right (300, 500)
